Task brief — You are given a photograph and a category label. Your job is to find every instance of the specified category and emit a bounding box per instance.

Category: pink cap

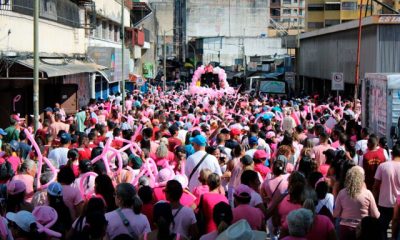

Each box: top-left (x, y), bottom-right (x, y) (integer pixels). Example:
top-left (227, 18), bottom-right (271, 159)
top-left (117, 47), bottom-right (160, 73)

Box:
top-left (7, 180), bottom-right (26, 195)
top-left (156, 168), bottom-right (175, 183)
top-left (254, 150), bottom-right (269, 159)
top-left (266, 131), bottom-right (276, 139)
top-left (234, 184), bottom-right (252, 197)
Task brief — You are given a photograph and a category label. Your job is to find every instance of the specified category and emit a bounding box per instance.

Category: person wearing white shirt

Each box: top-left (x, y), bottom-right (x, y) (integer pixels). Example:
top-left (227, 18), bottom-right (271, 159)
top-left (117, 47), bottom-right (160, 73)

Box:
top-left (185, 135), bottom-right (222, 191)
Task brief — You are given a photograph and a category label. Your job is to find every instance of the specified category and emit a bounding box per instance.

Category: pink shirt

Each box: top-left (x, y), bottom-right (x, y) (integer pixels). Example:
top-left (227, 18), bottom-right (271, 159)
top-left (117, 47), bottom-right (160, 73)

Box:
top-left (232, 204), bottom-right (264, 230)
top-left (153, 187), bottom-right (166, 202)
top-left (180, 191), bottom-right (196, 207)
top-left (333, 188), bottom-right (380, 228)
top-left (13, 174), bottom-right (34, 202)
top-left (62, 185), bottom-right (83, 220)
top-left (262, 174), bottom-right (289, 208)
top-left (306, 215), bottom-right (335, 240)
top-left (105, 208), bottom-right (151, 239)
top-left (278, 195), bottom-right (302, 229)
top-left (200, 192), bottom-right (228, 233)
top-left (312, 144), bottom-right (334, 166)
top-left (374, 161), bottom-right (400, 208)
top-left (7, 156), bottom-right (20, 173)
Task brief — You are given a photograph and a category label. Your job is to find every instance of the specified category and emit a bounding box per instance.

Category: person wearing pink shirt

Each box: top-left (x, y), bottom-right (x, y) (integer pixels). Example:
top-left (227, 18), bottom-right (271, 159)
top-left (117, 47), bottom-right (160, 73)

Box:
top-left (12, 159), bottom-right (36, 203)
top-left (303, 199), bottom-right (337, 240)
top-left (333, 166), bottom-right (380, 240)
top-left (277, 171), bottom-right (306, 236)
top-left (105, 183), bottom-right (151, 239)
top-left (232, 184), bottom-right (265, 231)
top-left (199, 202), bottom-right (232, 240)
top-left (312, 132), bottom-right (334, 167)
top-left (197, 173), bottom-right (228, 234)
top-left (192, 169), bottom-right (211, 205)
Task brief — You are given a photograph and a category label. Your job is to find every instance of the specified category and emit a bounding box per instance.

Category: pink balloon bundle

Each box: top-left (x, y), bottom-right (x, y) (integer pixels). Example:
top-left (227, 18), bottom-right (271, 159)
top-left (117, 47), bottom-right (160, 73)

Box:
top-left (131, 158), bottom-right (159, 187)
top-left (91, 138), bottom-right (123, 176)
top-left (24, 129), bottom-right (58, 190)
top-left (32, 206), bottom-right (62, 238)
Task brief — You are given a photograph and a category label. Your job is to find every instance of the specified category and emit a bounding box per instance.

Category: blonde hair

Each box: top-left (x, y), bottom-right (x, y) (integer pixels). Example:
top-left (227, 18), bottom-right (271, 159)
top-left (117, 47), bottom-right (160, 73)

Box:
top-left (199, 168), bottom-right (212, 184)
top-left (156, 143), bottom-right (169, 159)
top-left (345, 166), bottom-right (364, 198)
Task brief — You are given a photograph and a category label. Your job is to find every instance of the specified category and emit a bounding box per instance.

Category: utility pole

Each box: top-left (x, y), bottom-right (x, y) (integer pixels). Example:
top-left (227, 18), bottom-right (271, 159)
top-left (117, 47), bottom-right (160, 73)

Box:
top-left (163, 30), bottom-right (167, 91)
top-left (33, 0), bottom-right (39, 132)
top-left (354, 0), bottom-right (364, 101)
top-left (121, 0), bottom-right (126, 112)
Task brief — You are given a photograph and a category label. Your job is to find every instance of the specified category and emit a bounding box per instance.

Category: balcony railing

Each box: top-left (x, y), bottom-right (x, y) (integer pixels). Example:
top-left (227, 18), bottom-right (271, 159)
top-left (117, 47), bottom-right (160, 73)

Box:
top-left (0, 0), bottom-right (80, 28)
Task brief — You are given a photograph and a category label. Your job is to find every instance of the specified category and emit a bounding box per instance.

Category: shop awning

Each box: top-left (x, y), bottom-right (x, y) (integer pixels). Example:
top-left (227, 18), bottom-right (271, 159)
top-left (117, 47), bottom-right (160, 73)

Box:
top-left (16, 58), bottom-right (108, 78)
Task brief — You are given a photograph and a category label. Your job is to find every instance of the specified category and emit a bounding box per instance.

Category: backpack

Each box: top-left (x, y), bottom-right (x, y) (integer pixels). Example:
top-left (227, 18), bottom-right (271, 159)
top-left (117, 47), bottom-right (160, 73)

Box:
top-left (318, 205), bottom-right (334, 223)
top-left (0, 161), bottom-right (14, 181)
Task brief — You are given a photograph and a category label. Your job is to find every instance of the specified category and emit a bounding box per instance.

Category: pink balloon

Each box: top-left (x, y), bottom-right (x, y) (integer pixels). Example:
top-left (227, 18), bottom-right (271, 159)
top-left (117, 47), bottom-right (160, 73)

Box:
top-left (24, 129), bottom-right (58, 190)
top-left (79, 172), bottom-right (98, 199)
top-left (32, 207), bottom-right (62, 238)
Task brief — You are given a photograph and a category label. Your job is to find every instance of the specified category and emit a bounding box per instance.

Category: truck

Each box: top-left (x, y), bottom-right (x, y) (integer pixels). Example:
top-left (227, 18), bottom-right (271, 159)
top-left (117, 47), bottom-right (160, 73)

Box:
top-left (244, 73), bottom-right (288, 97)
top-left (362, 73), bottom-right (400, 147)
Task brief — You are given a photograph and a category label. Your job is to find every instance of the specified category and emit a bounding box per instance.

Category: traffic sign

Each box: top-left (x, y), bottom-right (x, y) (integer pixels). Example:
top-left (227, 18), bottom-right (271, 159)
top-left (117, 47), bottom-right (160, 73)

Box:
top-left (136, 77), bottom-right (144, 86)
top-left (332, 72), bottom-right (344, 91)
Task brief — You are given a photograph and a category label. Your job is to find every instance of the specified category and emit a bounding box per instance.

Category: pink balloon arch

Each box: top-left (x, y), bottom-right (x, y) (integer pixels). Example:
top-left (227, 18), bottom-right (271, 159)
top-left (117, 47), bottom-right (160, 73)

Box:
top-left (189, 65), bottom-right (235, 96)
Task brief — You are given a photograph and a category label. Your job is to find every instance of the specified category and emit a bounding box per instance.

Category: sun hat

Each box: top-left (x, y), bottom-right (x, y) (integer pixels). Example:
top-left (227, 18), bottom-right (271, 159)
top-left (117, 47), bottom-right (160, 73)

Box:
top-left (7, 180), bottom-right (26, 195)
top-left (32, 206), bottom-right (62, 238)
top-left (216, 219), bottom-right (267, 240)
top-left (6, 211), bottom-right (36, 233)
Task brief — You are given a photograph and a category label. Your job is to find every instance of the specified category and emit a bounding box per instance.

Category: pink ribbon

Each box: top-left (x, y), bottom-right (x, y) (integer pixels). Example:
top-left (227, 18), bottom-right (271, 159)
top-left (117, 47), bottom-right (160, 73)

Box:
top-left (13, 95), bottom-right (21, 112)
top-left (79, 172), bottom-right (98, 199)
top-left (32, 207), bottom-right (62, 238)
top-left (91, 138), bottom-right (122, 176)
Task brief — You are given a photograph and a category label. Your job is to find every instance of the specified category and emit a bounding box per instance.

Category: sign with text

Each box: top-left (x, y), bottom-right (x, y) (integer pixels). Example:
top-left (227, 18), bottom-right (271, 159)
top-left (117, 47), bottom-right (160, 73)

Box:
top-left (332, 72), bottom-right (344, 91)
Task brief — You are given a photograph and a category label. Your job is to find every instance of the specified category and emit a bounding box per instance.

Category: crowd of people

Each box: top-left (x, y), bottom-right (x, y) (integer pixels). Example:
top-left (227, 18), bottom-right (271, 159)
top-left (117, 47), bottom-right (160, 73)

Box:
top-left (0, 88), bottom-right (397, 240)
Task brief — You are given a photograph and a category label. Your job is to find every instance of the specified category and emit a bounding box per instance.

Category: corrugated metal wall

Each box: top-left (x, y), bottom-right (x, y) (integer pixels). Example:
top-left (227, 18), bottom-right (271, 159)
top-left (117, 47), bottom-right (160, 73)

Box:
top-left (378, 25), bottom-right (400, 73)
top-left (299, 26), bottom-right (378, 83)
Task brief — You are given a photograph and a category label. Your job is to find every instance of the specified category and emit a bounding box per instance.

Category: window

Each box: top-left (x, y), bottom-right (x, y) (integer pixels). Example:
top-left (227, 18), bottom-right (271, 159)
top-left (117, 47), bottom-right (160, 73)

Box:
top-left (293, 0), bottom-right (298, 3)
top-left (308, 4), bottom-right (324, 11)
top-left (283, 8), bottom-right (291, 14)
top-left (325, 3), bottom-right (341, 10)
top-left (308, 22), bottom-right (324, 28)
top-left (95, 19), bottom-right (102, 38)
top-left (109, 23), bottom-right (114, 41)
top-left (325, 19), bottom-right (341, 26)
top-left (114, 25), bottom-right (119, 42)
top-left (102, 21), bottom-right (107, 39)
top-left (300, 9), bottom-right (304, 15)
top-left (342, 2), bottom-right (357, 10)
top-left (271, 8), bottom-right (280, 16)
top-left (283, 0), bottom-right (291, 4)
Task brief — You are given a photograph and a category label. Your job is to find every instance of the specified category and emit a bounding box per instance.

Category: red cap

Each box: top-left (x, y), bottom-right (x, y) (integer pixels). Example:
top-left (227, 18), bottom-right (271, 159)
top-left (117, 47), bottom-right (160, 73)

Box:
top-left (230, 128), bottom-right (241, 136)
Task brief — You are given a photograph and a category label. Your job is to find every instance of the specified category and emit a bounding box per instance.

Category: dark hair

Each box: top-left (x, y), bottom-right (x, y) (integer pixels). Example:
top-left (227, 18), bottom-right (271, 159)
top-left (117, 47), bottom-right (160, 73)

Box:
top-left (57, 166), bottom-right (75, 185)
top-left (273, 159), bottom-right (286, 176)
top-left (79, 160), bottom-right (93, 173)
top-left (165, 180), bottom-right (183, 202)
top-left (95, 175), bottom-right (117, 212)
top-left (358, 216), bottom-right (382, 240)
top-left (82, 211), bottom-right (108, 239)
top-left (115, 183), bottom-right (142, 214)
top-left (213, 202), bottom-right (233, 234)
top-left (138, 186), bottom-right (153, 204)
top-left (153, 202), bottom-right (175, 240)
top-left (6, 191), bottom-right (25, 213)
top-left (393, 144), bottom-right (400, 158)
top-left (67, 149), bottom-right (79, 161)
top-left (298, 156), bottom-right (317, 179)
top-left (367, 134), bottom-right (379, 150)
top-left (91, 147), bottom-right (103, 160)
top-left (240, 170), bottom-right (259, 186)
top-left (315, 180), bottom-right (329, 200)
top-left (207, 173), bottom-right (221, 191)
top-left (288, 171), bottom-right (306, 204)
top-left (48, 194), bottom-right (72, 234)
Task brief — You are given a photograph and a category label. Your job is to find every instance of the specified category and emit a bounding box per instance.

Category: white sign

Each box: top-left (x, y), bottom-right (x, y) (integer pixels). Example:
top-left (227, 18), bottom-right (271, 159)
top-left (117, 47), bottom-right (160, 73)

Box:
top-left (332, 72), bottom-right (344, 91)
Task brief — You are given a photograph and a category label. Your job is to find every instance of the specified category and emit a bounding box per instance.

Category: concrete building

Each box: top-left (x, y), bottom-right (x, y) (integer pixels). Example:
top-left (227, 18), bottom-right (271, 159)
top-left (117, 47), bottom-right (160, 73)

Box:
top-left (305, 0), bottom-right (382, 31)
top-left (270, 0), bottom-right (306, 30)
top-left (0, 0), bottom-right (146, 126)
top-left (298, 15), bottom-right (400, 95)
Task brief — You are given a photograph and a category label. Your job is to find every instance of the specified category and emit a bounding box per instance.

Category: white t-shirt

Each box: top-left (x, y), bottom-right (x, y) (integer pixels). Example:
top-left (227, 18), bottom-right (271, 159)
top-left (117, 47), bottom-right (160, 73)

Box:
top-left (105, 208), bottom-right (151, 240)
top-left (185, 150), bottom-right (222, 191)
top-left (316, 193), bottom-right (334, 214)
top-left (171, 206), bottom-right (197, 238)
top-left (245, 149), bottom-right (257, 159)
top-left (250, 190), bottom-right (263, 207)
top-left (48, 147), bottom-right (69, 167)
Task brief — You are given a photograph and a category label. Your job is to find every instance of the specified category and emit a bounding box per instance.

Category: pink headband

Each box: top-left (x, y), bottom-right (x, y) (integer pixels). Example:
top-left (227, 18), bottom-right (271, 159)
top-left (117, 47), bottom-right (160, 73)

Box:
top-left (315, 177), bottom-right (326, 189)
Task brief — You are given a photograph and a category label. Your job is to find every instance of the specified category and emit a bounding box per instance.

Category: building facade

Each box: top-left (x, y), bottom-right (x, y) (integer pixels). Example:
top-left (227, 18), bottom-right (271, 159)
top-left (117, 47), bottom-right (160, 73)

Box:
top-left (305, 0), bottom-right (382, 31)
top-left (270, 0), bottom-right (306, 31)
top-left (298, 15), bottom-right (400, 95)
